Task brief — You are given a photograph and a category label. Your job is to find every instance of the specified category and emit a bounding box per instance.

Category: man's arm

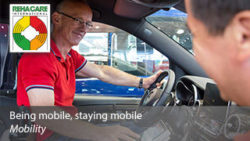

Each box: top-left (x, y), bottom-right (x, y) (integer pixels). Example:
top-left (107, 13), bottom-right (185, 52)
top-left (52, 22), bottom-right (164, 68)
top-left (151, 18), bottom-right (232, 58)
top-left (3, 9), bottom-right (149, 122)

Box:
top-left (76, 62), bottom-right (162, 89)
top-left (28, 89), bottom-right (54, 106)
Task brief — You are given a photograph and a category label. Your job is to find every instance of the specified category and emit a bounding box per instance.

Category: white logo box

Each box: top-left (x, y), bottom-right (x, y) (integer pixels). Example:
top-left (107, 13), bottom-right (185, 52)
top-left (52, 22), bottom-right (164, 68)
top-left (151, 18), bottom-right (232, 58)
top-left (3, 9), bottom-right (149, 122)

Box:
top-left (9, 4), bottom-right (50, 53)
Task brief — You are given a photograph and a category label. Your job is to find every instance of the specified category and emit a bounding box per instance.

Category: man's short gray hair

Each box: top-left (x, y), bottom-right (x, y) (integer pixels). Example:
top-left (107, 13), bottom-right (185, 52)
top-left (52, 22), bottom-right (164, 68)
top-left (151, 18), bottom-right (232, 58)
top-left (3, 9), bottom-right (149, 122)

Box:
top-left (56, 0), bottom-right (89, 11)
top-left (190, 0), bottom-right (250, 35)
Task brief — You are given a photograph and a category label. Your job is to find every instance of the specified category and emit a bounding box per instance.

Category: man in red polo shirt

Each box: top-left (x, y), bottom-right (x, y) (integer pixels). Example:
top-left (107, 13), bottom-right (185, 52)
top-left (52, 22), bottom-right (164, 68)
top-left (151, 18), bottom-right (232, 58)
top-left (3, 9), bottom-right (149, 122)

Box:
top-left (17, 0), bottom-right (162, 140)
top-left (17, 0), bottom-right (161, 107)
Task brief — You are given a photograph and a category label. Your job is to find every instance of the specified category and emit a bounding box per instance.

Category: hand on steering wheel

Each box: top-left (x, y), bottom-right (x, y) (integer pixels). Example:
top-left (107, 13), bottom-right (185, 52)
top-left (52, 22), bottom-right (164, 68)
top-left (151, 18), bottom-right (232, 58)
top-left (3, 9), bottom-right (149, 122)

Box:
top-left (139, 70), bottom-right (175, 106)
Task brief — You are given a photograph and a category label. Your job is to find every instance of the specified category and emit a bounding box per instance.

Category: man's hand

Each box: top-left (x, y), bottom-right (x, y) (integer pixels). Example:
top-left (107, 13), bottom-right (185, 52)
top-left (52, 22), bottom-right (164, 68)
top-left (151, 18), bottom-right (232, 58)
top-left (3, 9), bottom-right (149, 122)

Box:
top-left (143, 70), bottom-right (164, 89)
top-left (94, 125), bottom-right (140, 141)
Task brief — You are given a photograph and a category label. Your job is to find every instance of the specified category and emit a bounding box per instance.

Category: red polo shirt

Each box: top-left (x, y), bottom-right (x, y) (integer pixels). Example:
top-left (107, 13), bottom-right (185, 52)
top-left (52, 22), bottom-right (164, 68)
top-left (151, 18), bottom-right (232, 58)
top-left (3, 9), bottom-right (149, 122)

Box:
top-left (17, 40), bottom-right (87, 106)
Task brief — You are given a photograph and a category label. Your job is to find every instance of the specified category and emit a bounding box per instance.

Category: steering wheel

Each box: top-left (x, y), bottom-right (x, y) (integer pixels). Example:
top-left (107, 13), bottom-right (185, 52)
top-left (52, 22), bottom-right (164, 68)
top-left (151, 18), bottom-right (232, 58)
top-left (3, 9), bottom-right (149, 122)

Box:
top-left (139, 69), bottom-right (175, 106)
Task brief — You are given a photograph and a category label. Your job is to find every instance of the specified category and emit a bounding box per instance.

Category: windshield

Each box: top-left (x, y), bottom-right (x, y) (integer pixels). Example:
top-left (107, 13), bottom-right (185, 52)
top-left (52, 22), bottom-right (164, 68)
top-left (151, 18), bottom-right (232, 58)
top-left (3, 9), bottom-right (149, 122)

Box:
top-left (146, 8), bottom-right (193, 54)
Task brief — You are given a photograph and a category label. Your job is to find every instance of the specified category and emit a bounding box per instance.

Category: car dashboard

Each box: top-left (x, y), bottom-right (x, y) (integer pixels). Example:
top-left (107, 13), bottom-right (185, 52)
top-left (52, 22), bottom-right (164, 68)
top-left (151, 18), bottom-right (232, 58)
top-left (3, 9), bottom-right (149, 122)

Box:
top-left (174, 76), bottom-right (228, 106)
top-left (138, 75), bottom-right (250, 141)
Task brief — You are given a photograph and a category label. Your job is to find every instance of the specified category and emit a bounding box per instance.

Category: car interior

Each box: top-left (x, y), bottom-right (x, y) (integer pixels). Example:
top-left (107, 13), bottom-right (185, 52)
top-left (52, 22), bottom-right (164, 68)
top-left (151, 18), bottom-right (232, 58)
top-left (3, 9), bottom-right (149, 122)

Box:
top-left (0, 0), bottom-right (225, 107)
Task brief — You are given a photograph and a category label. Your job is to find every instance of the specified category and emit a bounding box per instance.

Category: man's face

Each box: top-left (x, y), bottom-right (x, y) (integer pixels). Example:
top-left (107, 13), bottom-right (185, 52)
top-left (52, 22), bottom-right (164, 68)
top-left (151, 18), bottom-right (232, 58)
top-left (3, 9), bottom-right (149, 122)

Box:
top-left (56, 2), bottom-right (92, 46)
top-left (185, 0), bottom-right (245, 103)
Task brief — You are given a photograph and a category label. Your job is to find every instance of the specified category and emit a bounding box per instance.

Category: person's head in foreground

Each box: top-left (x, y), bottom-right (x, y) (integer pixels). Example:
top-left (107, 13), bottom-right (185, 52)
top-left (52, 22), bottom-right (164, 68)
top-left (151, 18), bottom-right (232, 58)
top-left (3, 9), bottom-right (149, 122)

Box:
top-left (185, 0), bottom-right (250, 106)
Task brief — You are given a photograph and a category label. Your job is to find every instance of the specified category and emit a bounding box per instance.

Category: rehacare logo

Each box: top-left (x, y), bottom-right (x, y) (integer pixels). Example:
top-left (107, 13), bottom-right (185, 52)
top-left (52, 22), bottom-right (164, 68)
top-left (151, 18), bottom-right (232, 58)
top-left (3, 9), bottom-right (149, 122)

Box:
top-left (10, 4), bottom-right (50, 53)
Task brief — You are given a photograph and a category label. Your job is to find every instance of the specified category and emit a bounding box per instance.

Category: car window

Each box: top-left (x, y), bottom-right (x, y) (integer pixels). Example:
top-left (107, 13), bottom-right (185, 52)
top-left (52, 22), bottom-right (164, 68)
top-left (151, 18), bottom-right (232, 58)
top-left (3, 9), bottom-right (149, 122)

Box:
top-left (146, 8), bottom-right (193, 54)
top-left (73, 22), bottom-right (169, 97)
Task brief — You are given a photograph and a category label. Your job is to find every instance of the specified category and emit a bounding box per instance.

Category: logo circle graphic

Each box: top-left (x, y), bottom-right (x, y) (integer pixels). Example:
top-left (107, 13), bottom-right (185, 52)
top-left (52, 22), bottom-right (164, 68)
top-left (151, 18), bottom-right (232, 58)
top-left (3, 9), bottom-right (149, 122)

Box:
top-left (13, 16), bottom-right (47, 50)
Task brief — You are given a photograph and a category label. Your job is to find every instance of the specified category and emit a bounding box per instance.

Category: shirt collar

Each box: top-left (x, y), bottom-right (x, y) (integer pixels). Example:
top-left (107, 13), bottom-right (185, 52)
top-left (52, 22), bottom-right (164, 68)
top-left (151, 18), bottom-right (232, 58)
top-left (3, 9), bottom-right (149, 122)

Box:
top-left (51, 39), bottom-right (72, 62)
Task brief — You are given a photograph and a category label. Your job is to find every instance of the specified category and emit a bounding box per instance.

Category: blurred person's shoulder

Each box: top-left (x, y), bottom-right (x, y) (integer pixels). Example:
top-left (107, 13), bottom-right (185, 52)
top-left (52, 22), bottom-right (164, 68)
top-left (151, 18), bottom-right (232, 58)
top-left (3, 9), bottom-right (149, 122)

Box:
top-left (234, 131), bottom-right (250, 141)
